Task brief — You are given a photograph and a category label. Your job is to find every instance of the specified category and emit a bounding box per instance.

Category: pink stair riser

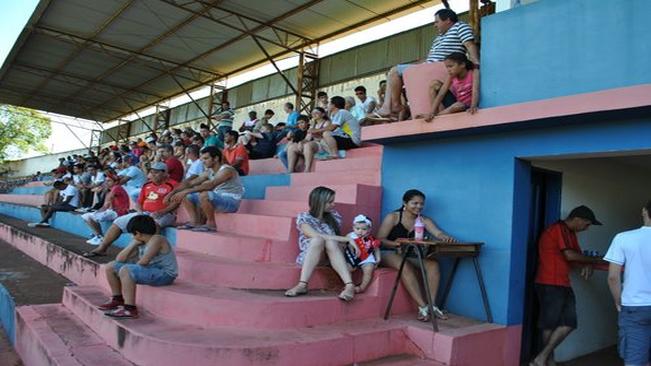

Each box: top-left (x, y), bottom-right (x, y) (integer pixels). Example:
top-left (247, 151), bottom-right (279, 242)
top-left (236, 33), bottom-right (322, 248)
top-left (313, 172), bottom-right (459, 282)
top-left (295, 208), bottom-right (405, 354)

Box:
top-left (248, 158), bottom-right (286, 175)
top-left (175, 211), bottom-right (296, 241)
top-left (290, 170), bottom-right (381, 187)
top-left (61, 287), bottom-right (414, 366)
top-left (0, 194), bottom-right (43, 207)
top-left (265, 184), bottom-right (382, 206)
top-left (314, 157), bottom-right (382, 173)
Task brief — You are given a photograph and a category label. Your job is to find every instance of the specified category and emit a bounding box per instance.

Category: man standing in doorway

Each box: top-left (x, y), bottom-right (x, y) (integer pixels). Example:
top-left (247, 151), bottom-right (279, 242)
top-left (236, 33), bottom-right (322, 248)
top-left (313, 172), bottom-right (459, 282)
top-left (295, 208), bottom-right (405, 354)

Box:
top-left (530, 205), bottom-right (605, 366)
top-left (605, 200), bottom-right (651, 366)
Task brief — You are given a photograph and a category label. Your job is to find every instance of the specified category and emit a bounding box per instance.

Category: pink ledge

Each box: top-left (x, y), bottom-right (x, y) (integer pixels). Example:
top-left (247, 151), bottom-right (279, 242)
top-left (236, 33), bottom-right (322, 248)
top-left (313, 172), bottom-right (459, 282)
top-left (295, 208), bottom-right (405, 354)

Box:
top-left (362, 84), bottom-right (651, 141)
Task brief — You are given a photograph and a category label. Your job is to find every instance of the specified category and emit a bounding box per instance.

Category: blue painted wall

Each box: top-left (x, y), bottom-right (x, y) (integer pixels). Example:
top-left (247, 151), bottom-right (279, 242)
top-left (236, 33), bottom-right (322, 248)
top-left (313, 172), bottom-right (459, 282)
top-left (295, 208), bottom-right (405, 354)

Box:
top-left (481, 0), bottom-right (651, 107)
top-left (381, 117), bottom-right (651, 325)
top-left (0, 285), bottom-right (15, 345)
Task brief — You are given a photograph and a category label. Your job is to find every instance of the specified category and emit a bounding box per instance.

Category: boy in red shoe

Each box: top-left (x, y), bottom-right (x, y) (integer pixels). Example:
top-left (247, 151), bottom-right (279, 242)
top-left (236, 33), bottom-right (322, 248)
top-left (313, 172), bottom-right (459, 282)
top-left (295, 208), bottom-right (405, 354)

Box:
top-left (99, 215), bottom-right (178, 319)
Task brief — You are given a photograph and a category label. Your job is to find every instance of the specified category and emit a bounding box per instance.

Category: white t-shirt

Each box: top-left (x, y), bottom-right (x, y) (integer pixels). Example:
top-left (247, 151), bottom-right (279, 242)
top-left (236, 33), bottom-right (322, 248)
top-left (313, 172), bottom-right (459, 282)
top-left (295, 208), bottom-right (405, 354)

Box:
top-left (604, 226), bottom-right (651, 306)
top-left (330, 109), bottom-right (361, 146)
top-left (185, 159), bottom-right (205, 180)
top-left (118, 166), bottom-right (146, 189)
top-left (357, 96), bottom-right (377, 114)
top-left (91, 171), bottom-right (106, 185)
top-left (59, 185), bottom-right (80, 208)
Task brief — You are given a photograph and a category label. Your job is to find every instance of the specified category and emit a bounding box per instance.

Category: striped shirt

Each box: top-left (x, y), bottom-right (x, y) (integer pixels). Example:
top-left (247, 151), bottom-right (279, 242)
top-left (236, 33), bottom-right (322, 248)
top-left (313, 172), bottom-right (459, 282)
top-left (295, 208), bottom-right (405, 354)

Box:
top-left (426, 21), bottom-right (475, 62)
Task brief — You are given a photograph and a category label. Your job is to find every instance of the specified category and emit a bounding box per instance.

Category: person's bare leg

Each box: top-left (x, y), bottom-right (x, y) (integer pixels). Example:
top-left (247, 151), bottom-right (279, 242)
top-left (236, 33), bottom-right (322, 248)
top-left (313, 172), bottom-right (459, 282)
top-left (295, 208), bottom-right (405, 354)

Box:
top-left (286, 143), bottom-right (299, 173)
top-left (87, 218), bottom-right (103, 236)
top-left (181, 196), bottom-right (200, 225)
top-left (423, 259), bottom-right (441, 303)
top-left (356, 264), bottom-right (375, 293)
top-left (530, 326), bottom-right (573, 366)
top-left (286, 237), bottom-right (326, 296)
top-left (199, 192), bottom-right (216, 228)
top-left (92, 224), bottom-right (122, 254)
top-left (321, 131), bottom-right (339, 158)
top-left (324, 239), bottom-right (355, 300)
top-left (302, 142), bottom-right (318, 172)
top-left (377, 67), bottom-right (403, 116)
top-left (118, 267), bottom-right (137, 305)
top-left (439, 102), bottom-right (467, 115)
top-left (382, 252), bottom-right (427, 307)
top-left (105, 262), bottom-right (122, 295)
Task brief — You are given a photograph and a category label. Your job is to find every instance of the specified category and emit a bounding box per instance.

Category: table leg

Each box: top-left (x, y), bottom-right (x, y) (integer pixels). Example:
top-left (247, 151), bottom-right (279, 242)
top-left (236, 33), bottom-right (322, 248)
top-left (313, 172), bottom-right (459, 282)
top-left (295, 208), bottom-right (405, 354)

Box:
top-left (439, 257), bottom-right (460, 308)
top-left (412, 244), bottom-right (438, 332)
top-left (473, 257), bottom-right (493, 323)
top-left (383, 247), bottom-right (410, 320)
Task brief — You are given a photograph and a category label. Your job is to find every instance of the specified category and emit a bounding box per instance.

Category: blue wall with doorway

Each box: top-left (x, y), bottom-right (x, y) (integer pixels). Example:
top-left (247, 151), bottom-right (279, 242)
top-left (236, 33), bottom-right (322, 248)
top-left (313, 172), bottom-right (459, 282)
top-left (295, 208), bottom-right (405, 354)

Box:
top-left (380, 117), bottom-right (651, 326)
top-left (481, 0), bottom-right (651, 107)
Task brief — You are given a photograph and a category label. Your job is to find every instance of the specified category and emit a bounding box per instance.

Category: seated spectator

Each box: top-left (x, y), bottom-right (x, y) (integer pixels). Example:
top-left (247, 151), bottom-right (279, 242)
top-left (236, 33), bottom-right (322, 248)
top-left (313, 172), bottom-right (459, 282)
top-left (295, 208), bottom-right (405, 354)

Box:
top-left (156, 144), bottom-right (184, 182)
top-left (184, 144), bottom-right (205, 181)
top-left (82, 173), bottom-right (130, 245)
top-left (279, 114), bottom-right (310, 169)
top-left (287, 115), bottom-right (327, 173)
top-left (284, 102), bottom-right (299, 128)
top-left (169, 146), bottom-right (244, 232)
top-left (376, 80), bottom-right (386, 111)
top-left (376, 9), bottom-right (479, 120)
top-left (274, 122), bottom-right (286, 133)
top-left (254, 109), bottom-right (275, 132)
top-left (100, 215), bottom-right (177, 319)
top-left (173, 141), bottom-right (186, 160)
top-left (241, 124), bottom-right (279, 160)
top-left (199, 123), bottom-right (222, 149)
top-left (222, 130), bottom-right (249, 176)
top-left (86, 164), bottom-right (107, 210)
top-left (117, 156), bottom-right (147, 203)
top-left (82, 162), bottom-right (179, 258)
top-left (345, 96), bottom-right (365, 121)
top-left (43, 168), bottom-right (66, 206)
top-left (421, 52), bottom-right (479, 121)
top-left (191, 135), bottom-right (204, 147)
top-left (321, 96), bottom-right (361, 158)
top-left (285, 186), bottom-right (356, 301)
top-left (355, 86), bottom-right (378, 118)
top-left (28, 179), bottom-right (80, 228)
top-left (316, 91), bottom-right (329, 110)
top-left (239, 111), bottom-right (258, 132)
top-left (72, 163), bottom-right (93, 210)
top-left (376, 189), bottom-right (457, 321)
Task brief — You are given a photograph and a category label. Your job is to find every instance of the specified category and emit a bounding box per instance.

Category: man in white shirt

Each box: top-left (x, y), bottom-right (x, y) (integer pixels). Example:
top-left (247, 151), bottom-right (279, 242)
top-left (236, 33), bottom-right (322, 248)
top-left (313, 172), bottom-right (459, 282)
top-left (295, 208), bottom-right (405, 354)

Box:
top-left (354, 86), bottom-right (377, 116)
top-left (184, 144), bottom-right (204, 181)
top-left (605, 201), bottom-right (651, 366)
top-left (320, 96), bottom-right (361, 158)
top-left (29, 179), bottom-right (80, 227)
top-left (117, 156), bottom-right (146, 202)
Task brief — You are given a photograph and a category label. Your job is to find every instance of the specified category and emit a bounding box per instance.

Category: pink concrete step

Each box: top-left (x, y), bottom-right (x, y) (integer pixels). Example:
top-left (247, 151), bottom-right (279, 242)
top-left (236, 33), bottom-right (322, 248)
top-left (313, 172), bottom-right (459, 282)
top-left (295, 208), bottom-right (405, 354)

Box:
top-left (359, 354), bottom-right (444, 365)
top-left (265, 184), bottom-right (382, 206)
top-left (211, 212), bottom-right (295, 240)
top-left (248, 157), bottom-right (285, 174)
top-left (175, 230), bottom-right (297, 263)
top-left (290, 169), bottom-right (381, 186)
top-left (0, 193), bottom-right (43, 206)
top-left (65, 271), bottom-right (413, 330)
top-left (15, 305), bottom-right (134, 366)
top-left (62, 286), bottom-right (415, 366)
top-left (342, 144), bottom-right (383, 159)
top-left (175, 249), bottom-right (340, 289)
top-left (314, 156), bottom-right (382, 173)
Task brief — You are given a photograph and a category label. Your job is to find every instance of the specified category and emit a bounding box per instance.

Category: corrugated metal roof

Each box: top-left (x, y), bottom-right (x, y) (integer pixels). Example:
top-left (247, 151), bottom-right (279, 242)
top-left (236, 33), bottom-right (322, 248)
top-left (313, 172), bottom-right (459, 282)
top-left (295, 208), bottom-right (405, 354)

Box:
top-left (0, 0), bottom-right (436, 122)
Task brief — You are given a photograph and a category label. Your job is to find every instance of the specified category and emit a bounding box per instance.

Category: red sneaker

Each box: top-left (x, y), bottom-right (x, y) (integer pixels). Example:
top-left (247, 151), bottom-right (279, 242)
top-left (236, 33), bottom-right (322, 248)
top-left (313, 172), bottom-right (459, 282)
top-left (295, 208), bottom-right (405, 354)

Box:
top-left (98, 298), bottom-right (124, 311)
top-left (105, 306), bottom-right (139, 319)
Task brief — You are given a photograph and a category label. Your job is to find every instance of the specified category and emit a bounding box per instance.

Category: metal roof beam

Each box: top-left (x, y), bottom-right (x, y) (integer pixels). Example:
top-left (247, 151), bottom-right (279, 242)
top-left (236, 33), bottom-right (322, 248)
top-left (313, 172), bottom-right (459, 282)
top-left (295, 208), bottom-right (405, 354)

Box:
top-left (17, 0), bottom-right (136, 106)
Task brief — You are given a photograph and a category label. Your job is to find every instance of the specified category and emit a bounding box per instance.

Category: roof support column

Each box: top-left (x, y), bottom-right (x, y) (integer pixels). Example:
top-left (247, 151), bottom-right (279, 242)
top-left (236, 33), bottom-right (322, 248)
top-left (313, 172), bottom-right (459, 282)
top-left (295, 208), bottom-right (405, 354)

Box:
top-left (295, 51), bottom-right (319, 114)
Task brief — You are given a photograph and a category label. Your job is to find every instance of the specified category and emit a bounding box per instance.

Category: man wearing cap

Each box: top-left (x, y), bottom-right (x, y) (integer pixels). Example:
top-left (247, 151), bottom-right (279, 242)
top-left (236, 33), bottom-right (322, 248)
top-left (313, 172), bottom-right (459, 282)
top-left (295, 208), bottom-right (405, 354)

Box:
top-left (530, 205), bottom-right (605, 366)
top-left (83, 162), bottom-right (179, 258)
top-left (604, 200), bottom-right (651, 366)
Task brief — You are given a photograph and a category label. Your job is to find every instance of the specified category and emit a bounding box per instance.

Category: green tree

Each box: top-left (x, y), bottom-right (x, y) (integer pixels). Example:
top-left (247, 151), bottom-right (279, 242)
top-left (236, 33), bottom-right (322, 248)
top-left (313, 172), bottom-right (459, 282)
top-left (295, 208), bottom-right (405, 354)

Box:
top-left (0, 105), bottom-right (52, 163)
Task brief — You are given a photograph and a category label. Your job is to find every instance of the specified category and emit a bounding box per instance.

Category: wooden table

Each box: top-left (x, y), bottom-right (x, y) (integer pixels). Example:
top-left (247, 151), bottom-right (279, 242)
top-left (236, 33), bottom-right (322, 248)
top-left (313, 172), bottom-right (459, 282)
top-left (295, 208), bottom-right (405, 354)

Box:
top-left (383, 239), bottom-right (492, 332)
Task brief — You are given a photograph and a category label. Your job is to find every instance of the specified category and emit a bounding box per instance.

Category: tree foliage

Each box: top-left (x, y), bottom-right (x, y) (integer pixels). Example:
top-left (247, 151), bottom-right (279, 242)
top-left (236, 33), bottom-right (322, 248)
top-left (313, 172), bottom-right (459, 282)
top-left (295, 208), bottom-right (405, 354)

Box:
top-left (0, 105), bottom-right (52, 162)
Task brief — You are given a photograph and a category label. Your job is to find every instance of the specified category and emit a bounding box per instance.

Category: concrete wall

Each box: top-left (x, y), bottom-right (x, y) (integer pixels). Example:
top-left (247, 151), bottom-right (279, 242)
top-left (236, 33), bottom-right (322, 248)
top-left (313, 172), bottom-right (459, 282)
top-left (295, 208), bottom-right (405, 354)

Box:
top-left (531, 158), bottom-right (651, 361)
top-left (380, 116), bottom-right (651, 329)
top-left (5, 148), bottom-right (88, 178)
top-left (481, 0), bottom-right (651, 107)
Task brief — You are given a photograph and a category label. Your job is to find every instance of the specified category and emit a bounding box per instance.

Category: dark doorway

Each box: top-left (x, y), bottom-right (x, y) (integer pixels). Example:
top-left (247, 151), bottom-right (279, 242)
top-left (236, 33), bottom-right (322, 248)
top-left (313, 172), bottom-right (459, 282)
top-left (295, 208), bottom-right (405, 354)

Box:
top-left (520, 167), bottom-right (562, 363)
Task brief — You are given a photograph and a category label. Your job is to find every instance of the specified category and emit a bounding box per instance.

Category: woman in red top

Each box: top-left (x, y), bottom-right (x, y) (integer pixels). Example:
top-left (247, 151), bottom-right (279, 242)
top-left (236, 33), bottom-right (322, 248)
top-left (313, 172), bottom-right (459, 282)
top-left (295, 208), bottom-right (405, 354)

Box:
top-left (81, 173), bottom-right (130, 245)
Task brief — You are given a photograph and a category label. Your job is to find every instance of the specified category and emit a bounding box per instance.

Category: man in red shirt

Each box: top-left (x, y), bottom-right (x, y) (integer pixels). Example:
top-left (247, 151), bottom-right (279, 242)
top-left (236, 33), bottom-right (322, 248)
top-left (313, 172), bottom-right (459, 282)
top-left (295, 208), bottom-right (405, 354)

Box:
top-left (83, 162), bottom-right (179, 258)
top-left (157, 144), bottom-right (184, 182)
top-left (530, 206), bottom-right (604, 366)
top-left (222, 130), bottom-right (249, 176)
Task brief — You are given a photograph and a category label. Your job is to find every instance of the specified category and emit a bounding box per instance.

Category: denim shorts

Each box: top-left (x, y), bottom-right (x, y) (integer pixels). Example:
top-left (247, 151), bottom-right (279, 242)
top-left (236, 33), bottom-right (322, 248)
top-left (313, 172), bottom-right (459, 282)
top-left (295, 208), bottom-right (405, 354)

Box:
top-left (112, 261), bottom-right (176, 286)
top-left (188, 191), bottom-right (240, 213)
top-left (396, 63), bottom-right (415, 76)
top-left (618, 305), bottom-right (651, 365)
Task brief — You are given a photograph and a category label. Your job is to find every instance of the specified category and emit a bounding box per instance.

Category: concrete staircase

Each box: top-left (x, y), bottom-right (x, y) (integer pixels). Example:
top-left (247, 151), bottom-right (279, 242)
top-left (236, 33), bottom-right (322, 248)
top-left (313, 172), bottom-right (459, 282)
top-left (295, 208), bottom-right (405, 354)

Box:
top-left (0, 144), bottom-right (511, 365)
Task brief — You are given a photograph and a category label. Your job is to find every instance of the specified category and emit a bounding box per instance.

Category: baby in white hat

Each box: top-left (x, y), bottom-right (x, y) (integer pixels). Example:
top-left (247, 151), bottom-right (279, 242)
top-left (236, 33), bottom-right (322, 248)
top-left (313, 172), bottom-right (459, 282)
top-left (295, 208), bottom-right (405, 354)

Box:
top-left (344, 214), bottom-right (381, 293)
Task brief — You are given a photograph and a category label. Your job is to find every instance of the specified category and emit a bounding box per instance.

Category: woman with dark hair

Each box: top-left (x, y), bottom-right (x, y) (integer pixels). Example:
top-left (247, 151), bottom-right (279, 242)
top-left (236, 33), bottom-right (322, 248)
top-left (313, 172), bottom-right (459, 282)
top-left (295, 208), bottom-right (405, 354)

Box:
top-left (376, 189), bottom-right (457, 321)
top-left (285, 186), bottom-right (356, 301)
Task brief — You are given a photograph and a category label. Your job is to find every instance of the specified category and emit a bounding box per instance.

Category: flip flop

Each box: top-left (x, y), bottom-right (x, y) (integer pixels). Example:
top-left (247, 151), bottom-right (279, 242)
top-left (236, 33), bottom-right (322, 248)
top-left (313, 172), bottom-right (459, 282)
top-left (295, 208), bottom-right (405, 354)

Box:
top-left (191, 225), bottom-right (217, 233)
top-left (82, 251), bottom-right (106, 258)
top-left (176, 223), bottom-right (196, 230)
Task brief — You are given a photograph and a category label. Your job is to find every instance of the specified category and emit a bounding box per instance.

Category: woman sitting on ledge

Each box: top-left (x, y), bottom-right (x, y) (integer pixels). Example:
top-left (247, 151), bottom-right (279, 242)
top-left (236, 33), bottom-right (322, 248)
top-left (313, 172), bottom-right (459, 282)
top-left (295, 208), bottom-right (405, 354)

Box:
top-left (285, 186), bottom-right (356, 301)
top-left (377, 189), bottom-right (457, 321)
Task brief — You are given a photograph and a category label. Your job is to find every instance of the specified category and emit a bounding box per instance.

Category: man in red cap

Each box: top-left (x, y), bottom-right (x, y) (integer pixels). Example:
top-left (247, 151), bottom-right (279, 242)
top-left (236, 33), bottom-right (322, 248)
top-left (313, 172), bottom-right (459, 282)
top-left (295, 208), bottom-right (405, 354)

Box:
top-left (530, 205), bottom-right (605, 366)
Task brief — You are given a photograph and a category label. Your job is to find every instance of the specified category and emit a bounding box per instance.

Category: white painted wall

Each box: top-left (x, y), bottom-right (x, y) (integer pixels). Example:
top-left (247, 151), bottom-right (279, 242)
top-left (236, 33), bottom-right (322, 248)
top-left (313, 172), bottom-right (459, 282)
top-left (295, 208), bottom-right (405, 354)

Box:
top-left (533, 158), bottom-right (651, 361)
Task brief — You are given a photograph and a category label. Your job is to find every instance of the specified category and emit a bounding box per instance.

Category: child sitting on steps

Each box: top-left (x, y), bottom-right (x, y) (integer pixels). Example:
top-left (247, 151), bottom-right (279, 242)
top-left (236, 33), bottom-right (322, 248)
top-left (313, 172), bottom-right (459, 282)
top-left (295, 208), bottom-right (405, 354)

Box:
top-left (99, 215), bottom-right (178, 319)
top-left (343, 214), bottom-right (381, 293)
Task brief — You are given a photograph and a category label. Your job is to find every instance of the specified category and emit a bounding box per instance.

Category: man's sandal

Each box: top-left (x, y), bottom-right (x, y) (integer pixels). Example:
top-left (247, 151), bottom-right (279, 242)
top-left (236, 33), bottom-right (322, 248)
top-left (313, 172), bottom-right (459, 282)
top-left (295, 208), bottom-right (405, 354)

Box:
top-left (285, 281), bottom-right (308, 297)
top-left (82, 251), bottom-right (106, 258)
top-left (338, 282), bottom-right (355, 302)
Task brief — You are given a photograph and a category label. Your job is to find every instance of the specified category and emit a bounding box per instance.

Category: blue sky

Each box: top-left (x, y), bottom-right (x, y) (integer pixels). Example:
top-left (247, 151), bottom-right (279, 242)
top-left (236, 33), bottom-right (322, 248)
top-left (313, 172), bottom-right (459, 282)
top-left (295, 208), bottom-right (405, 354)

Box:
top-left (0, 1), bottom-right (39, 68)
